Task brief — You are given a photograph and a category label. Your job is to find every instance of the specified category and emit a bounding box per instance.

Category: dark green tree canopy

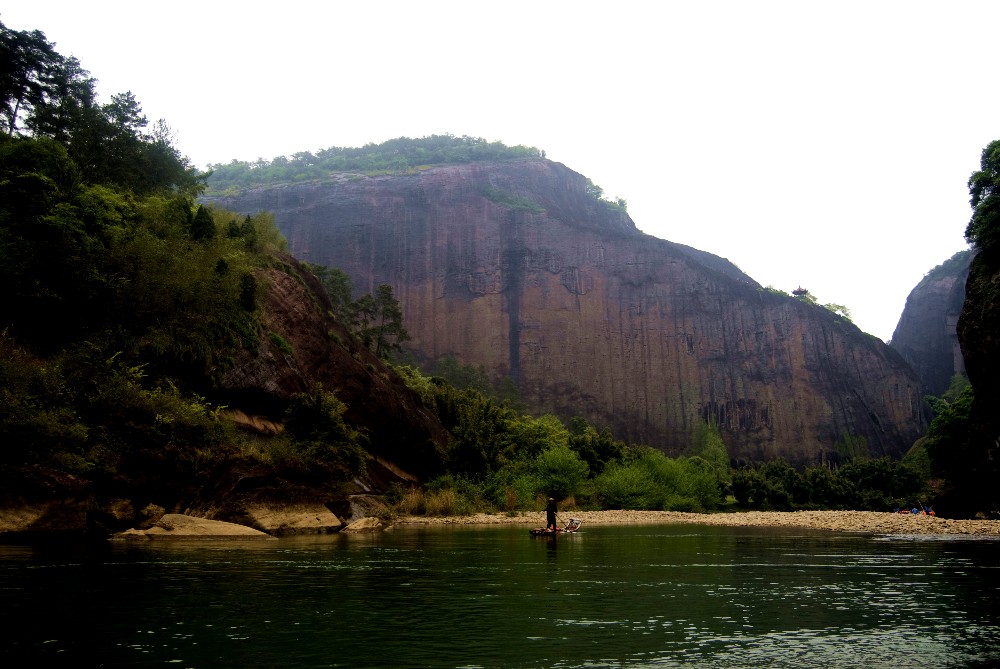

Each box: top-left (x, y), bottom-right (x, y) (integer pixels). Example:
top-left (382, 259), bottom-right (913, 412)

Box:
top-left (0, 20), bottom-right (202, 196)
top-left (0, 20), bottom-right (64, 136)
top-left (307, 263), bottom-right (355, 324)
top-left (204, 134), bottom-right (543, 193)
top-left (354, 284), bottom-right (410, 359)
top-left (967, 139), bottom-right (1000, 254)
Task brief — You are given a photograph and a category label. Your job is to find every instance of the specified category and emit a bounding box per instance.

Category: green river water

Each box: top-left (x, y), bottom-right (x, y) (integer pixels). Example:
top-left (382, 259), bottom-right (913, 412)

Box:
top-left (1, 523), bottom-right (998, 668)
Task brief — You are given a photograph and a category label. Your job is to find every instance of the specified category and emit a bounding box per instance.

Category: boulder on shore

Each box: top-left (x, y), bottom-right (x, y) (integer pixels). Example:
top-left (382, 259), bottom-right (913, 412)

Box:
top-left (341, 517), bottom-right (382, 533)
top-left (242, 503), bottom-right (344, 536)
top-left (111, 514), bottom-right (275, 540)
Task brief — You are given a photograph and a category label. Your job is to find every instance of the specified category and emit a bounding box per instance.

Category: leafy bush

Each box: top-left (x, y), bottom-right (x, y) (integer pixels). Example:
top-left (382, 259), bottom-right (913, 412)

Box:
top-left (283, 385), bottom-right (368, 482)
top-left (732, 456), bottom-right (927, 512)
top-left (534, 446), bottom-right (589, 500)
top-left (0, 333), bottom-right (88, 466)
top-left (483, 461), bottom-right (539, 512)
top-left (593, 461), bottom-right (659, 509)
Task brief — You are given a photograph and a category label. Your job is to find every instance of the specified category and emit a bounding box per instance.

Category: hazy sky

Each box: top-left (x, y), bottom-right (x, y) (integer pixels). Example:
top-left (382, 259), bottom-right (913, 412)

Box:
top-left (4, 1), bottom-right (997, 341)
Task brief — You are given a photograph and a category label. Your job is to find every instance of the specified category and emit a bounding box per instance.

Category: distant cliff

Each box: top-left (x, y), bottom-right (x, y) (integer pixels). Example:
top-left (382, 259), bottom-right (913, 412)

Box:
top-left (890, 251), bottom-right (971, 396)
top-left (204, 159), bottom-right (926, 466)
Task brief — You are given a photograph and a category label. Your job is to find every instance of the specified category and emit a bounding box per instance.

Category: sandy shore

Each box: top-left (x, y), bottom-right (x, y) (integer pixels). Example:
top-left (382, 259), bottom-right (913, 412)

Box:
top-left (395, 509), bottom-right (1000, 537)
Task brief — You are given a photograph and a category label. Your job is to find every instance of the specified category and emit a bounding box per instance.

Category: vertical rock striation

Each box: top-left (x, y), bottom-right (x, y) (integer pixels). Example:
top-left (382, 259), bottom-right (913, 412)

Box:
top-left (890, 250), bottom-right (971, 396)
top-left (205, 159), bottom-right (926, 466)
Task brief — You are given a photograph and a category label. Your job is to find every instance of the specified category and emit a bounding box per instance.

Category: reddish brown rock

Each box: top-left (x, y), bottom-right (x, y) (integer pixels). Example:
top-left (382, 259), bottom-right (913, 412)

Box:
top-left (205, 159), bottom-right (926, 466)
top-left (217, 254), bottom-right (449, 479)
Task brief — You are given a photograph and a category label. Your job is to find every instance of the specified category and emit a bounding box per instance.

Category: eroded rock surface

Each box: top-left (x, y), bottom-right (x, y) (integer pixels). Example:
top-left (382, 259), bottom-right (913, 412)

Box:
top-left (206, 159), bottom-right (926, 465)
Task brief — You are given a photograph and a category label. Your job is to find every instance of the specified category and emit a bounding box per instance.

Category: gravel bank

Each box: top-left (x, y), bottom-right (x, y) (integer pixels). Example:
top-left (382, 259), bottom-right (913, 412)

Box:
top-left (396, 509), bottom-right (1000, 537)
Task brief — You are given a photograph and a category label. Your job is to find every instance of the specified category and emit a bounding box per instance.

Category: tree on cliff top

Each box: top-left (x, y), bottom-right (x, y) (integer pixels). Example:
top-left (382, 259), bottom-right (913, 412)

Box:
top-left (967, 139), bottom-right (1000, 254)
top-left (204, 134), bottom-right (544, 193)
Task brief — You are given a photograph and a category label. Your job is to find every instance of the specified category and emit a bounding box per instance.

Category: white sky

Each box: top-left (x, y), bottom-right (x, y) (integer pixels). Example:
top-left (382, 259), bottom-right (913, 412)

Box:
top-left (4, 0), bottom-right (996, 341)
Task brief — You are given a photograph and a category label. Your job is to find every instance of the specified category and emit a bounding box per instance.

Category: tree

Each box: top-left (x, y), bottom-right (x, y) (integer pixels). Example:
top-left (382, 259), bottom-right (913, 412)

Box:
top-left (308, 264), bottom-right (354, 323)
top-left (568, 421), bottom-right (624, 476)
top-left (822, 303), bottom-right (852, 321)
top-left (694, 421), bottom-right (731, 490)
top-left (0, 21), bottom-right (63, 136)
top-left (924, 386), bottom-right (998, 516)
top-left (438, 390), bottom-right (515, 479)
top-left (534, 445), bottom-right (589, 500)
top-left (430, 355), bottom-right (492, 394)
top-left (967, 139), bottom-right (1000, 254)
top-left (284, 384), bottom-right (367, 481)
top-left (584, 178), bottom-right (603, 200)
top-left (189, 205), bottom-right (216, 240)
top-left (22, 54), bottom-right (97, 144)
top-left (353, 284), bottom-right (410, 358)
top-left (1, 22), bottom-right (200, 196)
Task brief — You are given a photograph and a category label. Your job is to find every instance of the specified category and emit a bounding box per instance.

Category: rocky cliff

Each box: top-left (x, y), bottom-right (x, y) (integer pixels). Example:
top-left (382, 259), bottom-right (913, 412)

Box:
top-left (890, 251), bottom-right (971, 396)
top-left (218, 253), bottom-right (448, 481)
top-left (957, 248), bottom-right (1000, 444)
top-left (204, 159), bottom-right (926, 466)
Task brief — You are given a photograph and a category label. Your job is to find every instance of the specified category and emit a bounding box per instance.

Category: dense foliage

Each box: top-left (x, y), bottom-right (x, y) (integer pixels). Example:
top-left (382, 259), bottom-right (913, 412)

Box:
top-left (203, 134), bottom-right (628, 213)
top-left (730, 457), bottom-right (927, 511)
top-left (204, 135), bottom-right (544, 193)
top-left (916, 250), bottom-right (972, 290)
top-left (0, 23), bottom-right (367, 507)
top-left (919, 138), bottom-right (1000, 518)
top-left (967, 139), bottom-right (1000, 255)
top-left (389, 365), bottom-right (735, 516)
top-left (388, 362), bottom-right (932, 517)
top-left (307, 264), bottom-right (411, 359)
top-left (923, 382), bottom-right (999, 516)
top-left (1, 21), bottom-right (200, 196)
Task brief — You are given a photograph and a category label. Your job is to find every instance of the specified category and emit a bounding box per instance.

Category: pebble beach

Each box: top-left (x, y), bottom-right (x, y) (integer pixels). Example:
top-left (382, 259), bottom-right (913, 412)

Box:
top-left (396, 509), bottom-right (1000, 537)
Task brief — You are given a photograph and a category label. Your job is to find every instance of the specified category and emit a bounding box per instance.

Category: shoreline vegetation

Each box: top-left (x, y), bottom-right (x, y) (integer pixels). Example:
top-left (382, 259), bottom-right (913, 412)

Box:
top-left (394, 510), bottom-right (1000, 537)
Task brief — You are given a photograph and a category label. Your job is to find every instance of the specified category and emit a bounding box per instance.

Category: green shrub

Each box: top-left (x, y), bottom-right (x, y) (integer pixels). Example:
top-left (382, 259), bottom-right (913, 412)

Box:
top-left (283, 385), bottom-right (367, 481)
top-left (593, 462), bottom-right (658, 509)
top-left (534, 445), bottom-right (589, 500)
top-left (269, 332), bottom-right (293, 355)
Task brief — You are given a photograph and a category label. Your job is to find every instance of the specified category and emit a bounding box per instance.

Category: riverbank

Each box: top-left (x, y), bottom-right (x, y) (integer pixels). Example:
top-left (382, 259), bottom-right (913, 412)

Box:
top-left (395, 509), bottom-right (1000, 537)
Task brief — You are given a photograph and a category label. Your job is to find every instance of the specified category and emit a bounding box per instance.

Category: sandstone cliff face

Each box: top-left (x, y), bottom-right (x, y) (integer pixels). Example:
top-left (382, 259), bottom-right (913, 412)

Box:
top-left (205, 159), bottom-right (926, 466)
top-left (890, 251), bottom-right (970, 396)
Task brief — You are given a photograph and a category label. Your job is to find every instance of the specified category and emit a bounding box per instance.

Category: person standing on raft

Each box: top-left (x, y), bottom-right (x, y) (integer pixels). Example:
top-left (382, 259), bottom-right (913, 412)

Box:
top-left (546, 497), bottom-right (558, 531)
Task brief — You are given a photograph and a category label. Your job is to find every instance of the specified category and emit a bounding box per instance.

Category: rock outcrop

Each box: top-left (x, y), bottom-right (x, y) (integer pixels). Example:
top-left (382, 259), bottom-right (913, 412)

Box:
top-left (957, 248), bottom-right (1000, 444)
top-left (218, 253), bottom-right (448, 480)
top-left (890, 251), bottom-right (971, 396)
top-left (112, 514), bottom-right (275, 540)
top-left (205, 159), bottom-right (926, 466)
top-left (0, 254), bottom-right (450, 540)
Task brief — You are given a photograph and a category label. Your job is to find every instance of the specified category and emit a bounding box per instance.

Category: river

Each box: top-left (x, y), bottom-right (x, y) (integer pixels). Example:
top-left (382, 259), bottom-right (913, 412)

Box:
top-left (2, 524), bottom-right (998, 668)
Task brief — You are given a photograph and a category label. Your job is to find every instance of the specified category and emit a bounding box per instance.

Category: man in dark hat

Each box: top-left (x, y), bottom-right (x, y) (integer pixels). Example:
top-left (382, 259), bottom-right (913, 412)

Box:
top-left (546, 497), bottom-right (557, 531)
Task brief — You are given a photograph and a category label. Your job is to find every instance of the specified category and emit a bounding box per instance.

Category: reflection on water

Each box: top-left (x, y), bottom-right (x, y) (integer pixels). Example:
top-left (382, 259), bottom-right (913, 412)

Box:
top-left (1, 524), bottom-right (998, 668)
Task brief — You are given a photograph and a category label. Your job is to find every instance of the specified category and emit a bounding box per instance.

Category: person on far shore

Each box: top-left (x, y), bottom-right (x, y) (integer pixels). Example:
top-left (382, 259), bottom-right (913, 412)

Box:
top-left (546, 497), bottom-right (558, 531)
